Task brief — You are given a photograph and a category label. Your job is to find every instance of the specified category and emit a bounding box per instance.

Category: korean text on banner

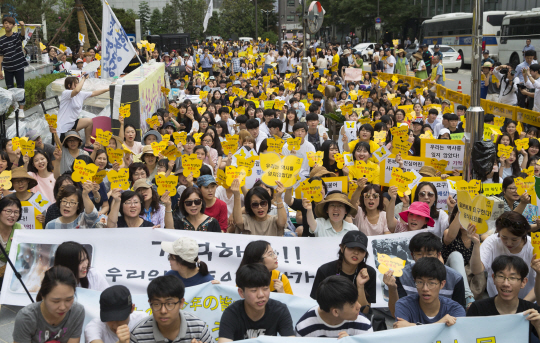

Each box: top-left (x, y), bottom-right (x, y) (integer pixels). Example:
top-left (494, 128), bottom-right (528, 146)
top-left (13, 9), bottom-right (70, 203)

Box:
top-left (2, 229), bottom-right (425, 309)
top-left (420, 139), bottom-right (465, 172)
top-left (101, 0), bottom-right (139, 78)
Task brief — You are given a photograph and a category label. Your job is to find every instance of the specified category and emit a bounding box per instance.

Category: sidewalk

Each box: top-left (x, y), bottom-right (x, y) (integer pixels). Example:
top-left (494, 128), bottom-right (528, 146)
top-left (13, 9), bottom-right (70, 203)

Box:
top-left (0, 305), bottom-right (21, 343)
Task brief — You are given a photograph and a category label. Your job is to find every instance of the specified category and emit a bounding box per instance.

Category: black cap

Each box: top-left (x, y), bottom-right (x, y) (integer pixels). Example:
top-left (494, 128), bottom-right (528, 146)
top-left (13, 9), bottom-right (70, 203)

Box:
top-left (483, 50), bottom-right (490, 54)
top-left (434, 44), bottom-right (440, 48)
top-left (100, 285), bottom-right (133, 322)
top-left (341, 231), bottom-right (368, 251)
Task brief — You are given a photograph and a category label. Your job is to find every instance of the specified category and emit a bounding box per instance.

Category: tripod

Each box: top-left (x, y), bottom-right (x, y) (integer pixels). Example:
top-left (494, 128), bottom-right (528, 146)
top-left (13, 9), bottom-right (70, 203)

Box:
top-left (0, 241), bottom-right (33, 303)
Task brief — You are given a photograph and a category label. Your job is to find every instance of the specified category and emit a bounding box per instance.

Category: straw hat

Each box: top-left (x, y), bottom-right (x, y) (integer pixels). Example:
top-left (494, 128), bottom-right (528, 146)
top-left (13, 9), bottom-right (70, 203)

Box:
top-left (397, 49), bottom-right (405, 55)
top-left (132, 179), bottom-right (152, 191)
top-left (315, 192), bottom-right (357, 219)
top-left (140, 145), bottom-right (154, 158)
top-left (11, 166), bottom-right (38, 190)
top-left (419, 166), bottom-right (438, 177)
top-left (309, 166), bottom-right (336, 178)
top-left (62, 131), bottom-right (83, 146)
top-left (413, 52), bottom-right (423, 60)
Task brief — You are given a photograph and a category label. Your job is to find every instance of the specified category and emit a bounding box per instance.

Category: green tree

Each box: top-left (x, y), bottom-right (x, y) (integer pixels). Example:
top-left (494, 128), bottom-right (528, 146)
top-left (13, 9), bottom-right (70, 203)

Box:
top-left (177, 0), bottom-right (206, 40)
top-left (220, 0), bottom-right (263, 39)
top-left (148, 8), bottom-right (163, 34)
top-left (112, 8), bottom-right (138, 33)
top-left (205, 11), bottom-right (222, 37)
top-left (161, 2), bottom-right (181, 33)
top-left (138, 1), bottom-right (151, 34)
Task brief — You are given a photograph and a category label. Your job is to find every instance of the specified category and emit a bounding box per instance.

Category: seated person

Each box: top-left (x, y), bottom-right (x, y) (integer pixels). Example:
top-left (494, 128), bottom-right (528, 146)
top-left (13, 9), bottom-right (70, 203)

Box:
top-left (394, 257), bottom-right (466, 327)
top-left (130, 275), bottom-right (212, 343)
top-left (384, 232), bottom-right (466, 316)
top-left (467, 255), bottom-right (540, 342)
top-left (85, 285), bottom-right (148, 343)
top-left (295, 275), bottom-right (372, 337)
top-left (218, 263), bottom-right (294, 342)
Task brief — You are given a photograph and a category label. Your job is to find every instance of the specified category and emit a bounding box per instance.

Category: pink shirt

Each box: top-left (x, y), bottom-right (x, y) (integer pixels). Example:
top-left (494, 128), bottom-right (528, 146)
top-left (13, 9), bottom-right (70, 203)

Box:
top-left (353, 207), bottom-right (389, 236)
top-left (28, 171), bottom-right (56, 204)
top-left (124, 141), bottom-right (143, 154)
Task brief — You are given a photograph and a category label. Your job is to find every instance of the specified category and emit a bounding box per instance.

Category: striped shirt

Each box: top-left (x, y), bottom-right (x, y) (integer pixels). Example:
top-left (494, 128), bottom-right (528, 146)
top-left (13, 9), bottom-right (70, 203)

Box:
top-left (0, 32), bottom-right (28, 71)
top-left (130, 311), bottom-right (212, 343)
top-left (295, 306), bottom-right (372, 337)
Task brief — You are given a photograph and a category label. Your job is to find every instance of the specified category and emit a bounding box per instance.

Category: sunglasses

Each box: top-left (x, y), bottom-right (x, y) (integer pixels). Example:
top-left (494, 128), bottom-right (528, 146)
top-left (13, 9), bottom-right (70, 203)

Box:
top-left (419, 191), bottom-right (435, 198)
top-left (185, 199), bottom-right (203, 207)
top-left (363, 193), bottom-right (380, 199)
top-left (251, 200), bottom-right (268, 208)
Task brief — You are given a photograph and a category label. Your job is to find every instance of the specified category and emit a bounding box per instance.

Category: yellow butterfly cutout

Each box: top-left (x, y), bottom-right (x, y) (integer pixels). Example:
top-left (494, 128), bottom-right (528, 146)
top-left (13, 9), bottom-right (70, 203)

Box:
top-left (353, 160), bottom-right (378, 182)
top-left (266, 137), bottom-right (285, 153)
top-left (161, 87), bottom-right (170, 95)
top-left (162, 145), bottom-right (182, 161)
top-left (287, 137), bottom-right (302, 151)
top-left (182, 154), bottom-right (203, 177)
top-left (419, 131), bottom-right (434, 140)
top-left (260, 152), bottom-right (303, 188)
top-left (72, 159), bottom-right (99, 183)
top-left (391, 136), bottom-right (412, 156)
top-left (515, 176), bottom-right (536, 205)
top-left (95, 129), bottom-right (113, 147)
top-left (199, 91), bottom-right (209, 99)
top-left (517, 121), bottom-right (523, 134)
top-left (173, 132), bottom-right (187, 145)
top-left (274, 99), bottom-right (286, 110)
top-left (45, 114), bottom-right (57, 128)
top-left (389, 167), bottom-right (415, 197)
top-left (146, 116), bottom-right (160, 129)
top-left (334, 153), bottom-right (345, 169)
top-left (340, 103), bottom-right (353, 116)
top-left (457, 190), bottom-right (494, 235)
top-left (515, 138), bottom-right (529, 151)
top-left (497, 144), bottom-right (513, 158)
top-left (216, 169), bottom-right (227, 188)
top-left (390, 125), bottom-right (409, 138)
top-left (155, 173), bottom-right (179, 196)
top-left (168, 105), bottom-right (179, 115)
top-left (107, 148), bottom-right (124, 164)
top-left (20, 140), bottom-right (35, 157)
top-left (107, 168), bottom-right (130, 190)
top-left (237, 155), bottom-right (258, 176)
top-left (151, 141), bottom-right (168, 156)
top-left (300, 179), bottom-right (323, 202)
top-left (455, 179), bottom-right (481, 198)
top-left (0, 170), bottom-right (12, 190)
top-left (377, 253), bottom-right (406, 277)
top-left (373, 131), bottom-right (387, 144)
top-left (119, 104), bottom-right (131, 118)
top-left (427, 158), bottom-right (449, 173)
top-left (523, 166), bottom-right (535, 177)
top-left (494, 117), bottom-right (505, 127)
top-left (93, 170), bottom-right (107, 184)
top-left (306, 151), bottom-right (324, 167)
top-left (226, 166), bottom-right (248, 187)
top-left (193, 132), bottom-right (203, 145)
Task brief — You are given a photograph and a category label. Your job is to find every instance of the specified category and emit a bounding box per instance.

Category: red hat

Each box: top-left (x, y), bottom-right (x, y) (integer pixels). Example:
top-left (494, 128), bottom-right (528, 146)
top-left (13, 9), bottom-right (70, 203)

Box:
top-left (399, 202), bottom-right (435, 227)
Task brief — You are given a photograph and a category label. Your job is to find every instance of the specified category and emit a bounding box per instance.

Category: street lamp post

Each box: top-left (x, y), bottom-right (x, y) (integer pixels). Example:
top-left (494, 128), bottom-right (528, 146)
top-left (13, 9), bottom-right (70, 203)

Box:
top-left (261, 9), bottom-right (271, 32)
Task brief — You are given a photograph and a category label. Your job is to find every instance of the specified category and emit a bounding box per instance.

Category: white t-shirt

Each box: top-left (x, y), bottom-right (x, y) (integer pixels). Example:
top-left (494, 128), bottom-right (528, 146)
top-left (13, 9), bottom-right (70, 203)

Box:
top-left (282, 140), bottom-right (316, 178)
top-left (84, 311), bottom-right (148, 343)
top-left (430, 210), bottom-right (449, 238)
top-left (58, 90), bottom-right (93, 134)
top-left (215, 186), bottom-right (243, 216)
top-left (255, 131), bottom-right (269, 151)
top-left (310, 218), bottom-right (359, 237)
top-left (480, 234), bottom-right (535, 299)
top-left (84, 268), bottom-right (110, 291)
top-left (385, 55), bottom-right (396, 74)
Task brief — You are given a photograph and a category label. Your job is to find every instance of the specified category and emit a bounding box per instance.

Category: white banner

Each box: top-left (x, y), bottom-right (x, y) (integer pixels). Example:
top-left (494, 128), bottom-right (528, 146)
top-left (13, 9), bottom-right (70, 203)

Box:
top-left (101, 0), bottom-right (139, 78)
top-left (1, 228), bottom-right (423, 307)
top-left (203, 0), bottom-right (213, 33)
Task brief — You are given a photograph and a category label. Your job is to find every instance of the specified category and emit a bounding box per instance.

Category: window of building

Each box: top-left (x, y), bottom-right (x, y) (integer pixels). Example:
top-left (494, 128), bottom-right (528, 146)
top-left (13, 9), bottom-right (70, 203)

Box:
top-left (287, 0), bottom-right (295, 6)
top-left (287, 15), bottom-right (295, 22)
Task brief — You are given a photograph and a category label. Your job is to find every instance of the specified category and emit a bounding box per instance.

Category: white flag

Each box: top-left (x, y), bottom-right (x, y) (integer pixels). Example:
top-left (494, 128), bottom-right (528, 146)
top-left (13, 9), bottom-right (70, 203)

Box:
top-left (203, 0), bottom-right (213, 33)
top-left (101, 0), bottom-right (139, 78)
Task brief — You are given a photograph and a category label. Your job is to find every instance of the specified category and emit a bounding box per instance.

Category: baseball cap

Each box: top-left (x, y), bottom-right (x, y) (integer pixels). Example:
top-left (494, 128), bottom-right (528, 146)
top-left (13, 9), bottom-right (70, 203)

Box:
top-left (434, 44), bottom-right (440, 48)
top-left (161, 237), bottom-right (199, 263)
top-left (196, 174), bottom-right (217, 188)
top-left (184, 53), bottom-right (189, 57)
top-left (483, 50), bottom-right (490, 54)
top-left (412, 118), bottom-right (424, 125)
top-left (341, 231), bottom-right (368, 251)
top-left (76, 58), bottom-right (84, 63)
top-left (25, 129), bottom-right (40, 141)
top-left (133, 179), bottom-right (152, 191)
top-left (100, 285), bottom-right (133, 322)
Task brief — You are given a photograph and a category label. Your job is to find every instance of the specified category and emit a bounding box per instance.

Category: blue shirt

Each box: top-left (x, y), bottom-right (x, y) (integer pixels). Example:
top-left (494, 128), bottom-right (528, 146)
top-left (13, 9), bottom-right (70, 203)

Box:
top-left (434, 63), bottom-right (445, 86)
top-left (165, 270), bottom-right (215, 287)
top-left (480, 80), bottom-right (488, 99)
top-left (200, 54), bottom-right (214, 68)
top-left (395, 293), bottom-right (466, 325)
top-left (515, 60), bottom-right (538, 83)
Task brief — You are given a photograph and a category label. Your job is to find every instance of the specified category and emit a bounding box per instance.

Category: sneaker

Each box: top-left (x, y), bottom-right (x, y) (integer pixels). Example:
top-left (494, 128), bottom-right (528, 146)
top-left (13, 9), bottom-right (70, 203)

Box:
top-left (7, 109), bottom-right (24, 119)
top-left (7, 111), bottom-right (15, 119)
top-left (18, 109), bottom-right (25, 118)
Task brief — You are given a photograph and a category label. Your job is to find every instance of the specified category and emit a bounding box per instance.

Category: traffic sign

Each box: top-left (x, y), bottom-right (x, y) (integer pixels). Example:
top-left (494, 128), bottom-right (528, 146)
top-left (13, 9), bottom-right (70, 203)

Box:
top-left (375, 17), bottom-right (381, 23)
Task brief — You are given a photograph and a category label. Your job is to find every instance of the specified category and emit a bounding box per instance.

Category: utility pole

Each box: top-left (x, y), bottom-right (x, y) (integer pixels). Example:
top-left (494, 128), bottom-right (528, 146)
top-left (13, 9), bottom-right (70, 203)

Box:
top-left (262, 10), bottom-right (271, 32)
top-left (301, 0), bottom-right (308, 91)
top-left (463, 0), bottom-right (484, 181)
top-left (75, 0), bottom-right (90, 50)
top-left (278, 0), bottom-right (283, 48)
top-left (255, 0), bottom-right (258, 39)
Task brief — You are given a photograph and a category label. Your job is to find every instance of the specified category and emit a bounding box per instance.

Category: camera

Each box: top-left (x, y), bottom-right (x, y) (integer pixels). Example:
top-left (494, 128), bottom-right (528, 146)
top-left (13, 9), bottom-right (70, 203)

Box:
top-left (500, 68), bottom-right (508, 75)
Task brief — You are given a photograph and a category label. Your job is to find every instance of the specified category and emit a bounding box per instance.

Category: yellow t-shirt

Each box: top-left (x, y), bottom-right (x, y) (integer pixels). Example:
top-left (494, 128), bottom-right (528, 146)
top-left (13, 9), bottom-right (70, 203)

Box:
top-left (332, 54), bottom-right (340, 72)
top-left (269, 269), bottom-right (293, 294)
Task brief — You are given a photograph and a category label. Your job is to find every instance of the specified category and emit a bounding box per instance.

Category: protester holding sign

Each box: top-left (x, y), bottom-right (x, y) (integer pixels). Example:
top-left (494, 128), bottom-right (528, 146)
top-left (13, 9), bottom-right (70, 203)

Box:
top-left (175, 186), bottom-right (221, 232)
top-left (0, 197), bottom-right (23, 290)
top-left (107, 190), bottom-right (155, 228)
top-left (44, 183), bottom-right (98, 229)
top-left (13, 266), bottom-right (85, 343)
top-left (350, 182), bottom-right (390, 236)
top-left (238, 240), bottom-right (293, 294)
top-left (303, 191), bottom-right (358, 237)
top-left (470, 211), bottom-right (536, 300)
top-left (133, 179), bottom-right (173, 229)
top-left (386, 186), bottom-right (434, 233)
top-left (310, 231), bottom-right (376, 307)
top-left (498, 176), bottom-right (531, 213)
top-left (25, 149), bottom-right (55, 204)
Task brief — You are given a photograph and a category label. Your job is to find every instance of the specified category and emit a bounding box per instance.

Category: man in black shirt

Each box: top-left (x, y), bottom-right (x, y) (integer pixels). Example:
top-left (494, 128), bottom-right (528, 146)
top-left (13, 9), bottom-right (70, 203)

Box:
top-left (467, 255), bottom-right (540, 342)
top-left (447, 113), bottom-right (464, 134)
top-left (123, 44), bottom-right (146, 74)
top-left (0, 17), bottom-right (28, 118)
top-left (422, 44), bottom-right (432, 76)
top-left (218, 264), bottom-right (294, 342)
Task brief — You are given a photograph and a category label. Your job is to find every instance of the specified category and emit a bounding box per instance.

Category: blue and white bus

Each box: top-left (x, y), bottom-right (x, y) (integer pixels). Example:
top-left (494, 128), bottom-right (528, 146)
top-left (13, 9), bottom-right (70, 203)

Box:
top-left (420, 11), bottom-right (517, 67)
top-left (499, 9), bottom-right (540, 66)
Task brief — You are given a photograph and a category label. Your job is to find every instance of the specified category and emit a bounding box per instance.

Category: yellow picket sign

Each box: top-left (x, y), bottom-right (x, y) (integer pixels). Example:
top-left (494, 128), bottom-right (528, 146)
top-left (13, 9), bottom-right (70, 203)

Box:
top-left (108, 168), bottom-right (130, 190)
top-left (155, 173), bottom-right (179, 196)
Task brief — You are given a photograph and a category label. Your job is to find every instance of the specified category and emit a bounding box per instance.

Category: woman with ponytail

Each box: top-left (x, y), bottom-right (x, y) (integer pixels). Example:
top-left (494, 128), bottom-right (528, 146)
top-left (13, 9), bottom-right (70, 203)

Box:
top-left (13, 266), bottom-right (85, 343)
top-left (161, 237), bottom-right (217, 287)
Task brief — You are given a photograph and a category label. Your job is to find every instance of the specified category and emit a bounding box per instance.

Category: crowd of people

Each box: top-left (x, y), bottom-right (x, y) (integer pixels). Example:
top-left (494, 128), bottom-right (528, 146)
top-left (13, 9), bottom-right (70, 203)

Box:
top-left (3, 23), bottom-right (540, 341)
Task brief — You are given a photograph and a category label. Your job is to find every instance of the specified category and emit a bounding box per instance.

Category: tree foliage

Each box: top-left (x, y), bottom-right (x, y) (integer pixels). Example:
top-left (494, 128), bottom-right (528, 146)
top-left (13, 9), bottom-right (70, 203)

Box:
top-left (138, 1), bottom-right (151, 34)
top-left (177, 0), bottom-right (206, 40)
top-left (219, 0), bottom-right (262, 39)
top-left (148, 8), bottom-right (163, 34)
top-left (205, 11), bottom-right (222, 37)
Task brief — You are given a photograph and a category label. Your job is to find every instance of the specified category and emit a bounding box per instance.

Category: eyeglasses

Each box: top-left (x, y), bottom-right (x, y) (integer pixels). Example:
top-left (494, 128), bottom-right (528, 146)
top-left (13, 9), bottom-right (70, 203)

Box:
top-left (149, 301), bottom-right (181, 312)
top-left (412, 252), bottom-right (438, 259)
top-left (264, 250), bottom-right (278, 258)
top-left (202, 139), bottom-right (213, 144)
top-left (61, 200), bottom-right (79, 207)
top-left (124, 201), bottom-right (141, 207)
top-left (329, 203), bottom-right (346, 209)
top-left (506, 187), bottom-right (518, 191)
top-left (2, 209), bottom-right (20, 216)
top-left (13, 179), bottom-right (28, 184)
top-left (414, 280), bottom-right (440, 289)
top-left (363, 193), bottom-right (380, 199)
top-left (494, 274), bottom-right (522, 284)
top-left (419, 191), bottom-right (435, 198)
top-left (251, 200), bottom-right (268, 208)
top-left (185, 199), bottom-right (203, 207)
top-left (185, 142), bottom-right (195, 145)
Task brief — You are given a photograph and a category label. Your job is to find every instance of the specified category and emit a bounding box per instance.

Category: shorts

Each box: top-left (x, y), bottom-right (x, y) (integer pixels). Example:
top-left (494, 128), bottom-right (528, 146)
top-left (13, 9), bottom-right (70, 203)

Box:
top-left (59, 120), bottom-right (79, 143)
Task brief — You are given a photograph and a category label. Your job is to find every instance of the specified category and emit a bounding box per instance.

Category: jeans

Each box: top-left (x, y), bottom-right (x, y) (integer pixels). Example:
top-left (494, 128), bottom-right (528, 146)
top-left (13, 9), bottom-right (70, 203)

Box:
top-left (4, 68), bottom-right (25, 105)
top-left (446, 251), bottom-right (475, 305)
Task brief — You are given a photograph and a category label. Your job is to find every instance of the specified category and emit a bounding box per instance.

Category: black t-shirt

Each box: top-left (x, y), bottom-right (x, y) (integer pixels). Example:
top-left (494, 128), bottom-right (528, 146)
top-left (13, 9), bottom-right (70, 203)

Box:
top-left (289, 198), bottom-right (316, 237)
top-left (467, 297), bottom-right (540, 341)
top-left (310, 260), bottom-right (377, 304)
top-left (448, 126), bottom-right (464, 134)
top-left (123, 55), bottom-right (146, 74)
top-left (117, 217), bottom-right (154, 228)
top-left (219, 298), bottom-right (294, 340)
